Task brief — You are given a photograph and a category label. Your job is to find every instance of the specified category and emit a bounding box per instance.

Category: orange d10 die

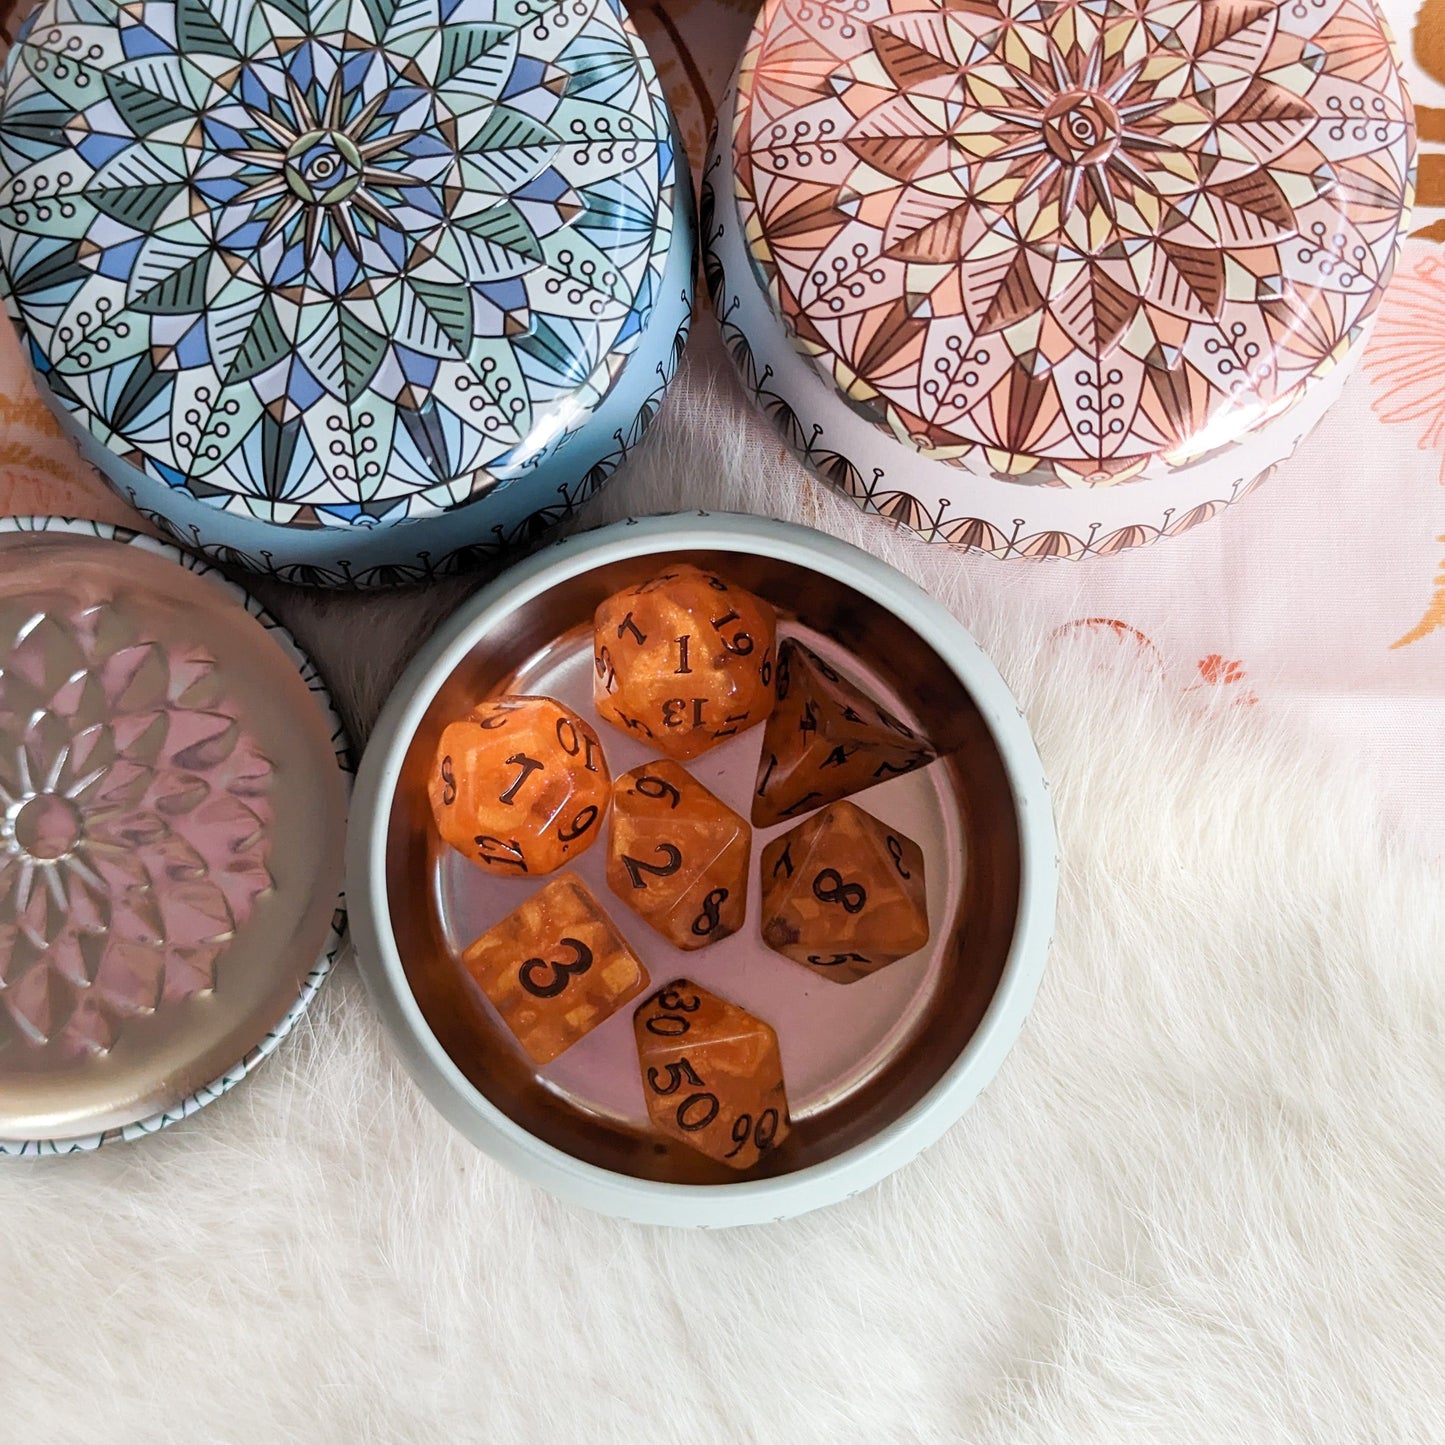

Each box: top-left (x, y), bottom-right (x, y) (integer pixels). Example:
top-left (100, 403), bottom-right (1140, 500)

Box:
top-left (759, 801), bottom-right (928, 984)
top-left (462, 873), bottom-right (649, 1064)
top-left (634, 980), bottom-right (790, 1171)
top-left (429, 695), bottom-right (610, 877)
top-left (606, 761), bottom-right (749, 949)
top-left (752, 640), bottom-right (936, 828)
top-left (593, 563), bottom-right (777, 761)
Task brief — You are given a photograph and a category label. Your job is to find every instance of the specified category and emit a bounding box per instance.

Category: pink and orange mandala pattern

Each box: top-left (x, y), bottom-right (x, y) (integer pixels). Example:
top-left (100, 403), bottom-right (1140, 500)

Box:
top-left (733, 0), bottom-right (1415, 485)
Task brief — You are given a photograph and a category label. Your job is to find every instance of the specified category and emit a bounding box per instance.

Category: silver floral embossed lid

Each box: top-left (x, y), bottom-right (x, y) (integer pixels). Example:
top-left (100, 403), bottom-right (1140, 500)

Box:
top-left (0, 518), bottom-right (350, 1153)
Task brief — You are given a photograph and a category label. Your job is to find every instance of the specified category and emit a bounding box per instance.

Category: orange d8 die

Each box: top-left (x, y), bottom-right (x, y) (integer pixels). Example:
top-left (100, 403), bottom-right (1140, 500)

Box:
top-left (593, 563), bottom-right (777, 761)
top-left (606, 761), bottom-right (749, 949)
top-left (759, 801), bottom-right (928, 984)
top-left (429, 695), bottom-right (610, 877)
top-left (635, 980), bottom-right (790, 1171)
top-left (462, 874), bottom-right (649, 1064)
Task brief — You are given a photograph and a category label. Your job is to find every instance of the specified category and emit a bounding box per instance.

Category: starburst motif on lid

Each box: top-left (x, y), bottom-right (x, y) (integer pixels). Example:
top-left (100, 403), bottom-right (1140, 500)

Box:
top-left (0, 595), bottom-right (274, 1057)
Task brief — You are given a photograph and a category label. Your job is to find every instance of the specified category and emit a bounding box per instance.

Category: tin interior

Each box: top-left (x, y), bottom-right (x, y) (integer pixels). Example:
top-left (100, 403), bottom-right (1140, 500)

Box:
top-left (384, 552), bottom-right (1022, 1183)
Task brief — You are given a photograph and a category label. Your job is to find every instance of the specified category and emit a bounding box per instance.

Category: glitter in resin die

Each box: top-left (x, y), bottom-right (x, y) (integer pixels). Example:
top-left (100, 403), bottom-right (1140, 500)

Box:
top-left (759, 801), bottom-right (928, 983)
top-left (634, 978), bottom-right (790, 1171)
top-left (593, 564), bottom-right (777, 761)
top-left (429, 695), bottom-right (610, 878)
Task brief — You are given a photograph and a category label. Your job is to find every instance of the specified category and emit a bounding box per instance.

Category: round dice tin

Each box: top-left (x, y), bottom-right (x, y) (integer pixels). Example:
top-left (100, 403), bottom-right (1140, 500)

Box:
top-left (0, 0), bottom-right (694, 587)
top-left (347, 513), bottom-right (1057, 1226)
top-left (704, 0), bottom-right (1416, 557)
top-left (0, 517), bottom-right (349, 1154)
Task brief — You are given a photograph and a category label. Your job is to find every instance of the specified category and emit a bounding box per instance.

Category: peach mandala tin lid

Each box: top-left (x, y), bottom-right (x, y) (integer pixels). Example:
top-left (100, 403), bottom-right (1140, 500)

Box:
top-left (0, 518), bottom-right (350, 1154)
top-left (732, 0), bottom-right (1415, 484)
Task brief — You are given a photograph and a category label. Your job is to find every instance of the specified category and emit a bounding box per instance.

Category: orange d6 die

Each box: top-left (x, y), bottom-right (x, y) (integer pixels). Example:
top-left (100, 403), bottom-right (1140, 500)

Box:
top-left (429, 695), bottom-right (610, 877)
top-left (635, 980), bottom-right (790, 1170)
top-left (462, 873), bottom-right (649, 1064)
top-left (606, 761), bottom-right (749, 949)
top-left (759, 801), bottom-right (928, 984)
top-left (752, 640), bottom-right (936, 828)
top-left (593, 564), bottom-right (777, 761)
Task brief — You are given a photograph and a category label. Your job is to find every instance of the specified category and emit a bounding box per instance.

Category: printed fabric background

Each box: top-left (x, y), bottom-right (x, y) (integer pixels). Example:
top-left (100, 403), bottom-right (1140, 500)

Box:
top-left (1, 0), bottom-right (1444, 861)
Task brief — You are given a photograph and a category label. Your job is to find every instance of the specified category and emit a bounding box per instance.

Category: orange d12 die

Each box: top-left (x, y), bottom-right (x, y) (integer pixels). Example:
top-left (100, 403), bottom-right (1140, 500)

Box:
top-left (759, 801), bottom-right (928, 983)
top-left (752, 640), bottom-right (936, 828)
top-left (593, 563), bottom-right (777, 761)
top-left (606, 761), bottom-right (749, 949)
top-left (429, 695), bottom-right (610, 877)
top-left (462, 873), bottom-right (649, 1064)
top-left (634, 980), bottom-right (790, 1171)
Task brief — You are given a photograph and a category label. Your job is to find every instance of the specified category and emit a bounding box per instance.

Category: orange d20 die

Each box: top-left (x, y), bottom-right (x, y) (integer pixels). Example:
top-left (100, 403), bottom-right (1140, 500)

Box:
top-left (593, 563), bottom-right (777, 761)
top-left (634, 979), bottom-right (790, 1171)
top-left (462, 873), bottom-right (649, 1064)
top-left (759, 800), bottom-right (928, 983)
top-left (429, 694), bottom-right (610, 877)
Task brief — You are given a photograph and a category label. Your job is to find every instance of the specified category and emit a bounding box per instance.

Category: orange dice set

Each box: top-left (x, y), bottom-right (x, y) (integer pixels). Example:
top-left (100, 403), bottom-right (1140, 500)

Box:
top-left (461, 873), bottom-right (649, 1064)
top-left (634, 979), bottom-right (790, 1171)
top-left (431, 566), bottom-right (943, 1172)
top-left (592, 563), bottom-right (777, 761)
top-left (759, 801), bottom-right (929, 984)
top-left (753, 640), bottom-right (935, 828)
top-left (606, 762), bottom-right (749, 950)
top-left (429, 695), bottom-right (610, 877)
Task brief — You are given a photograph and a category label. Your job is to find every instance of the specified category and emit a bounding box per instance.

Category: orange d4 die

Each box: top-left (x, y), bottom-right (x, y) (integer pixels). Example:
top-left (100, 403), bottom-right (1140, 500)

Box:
top-left (605, 761), bottom-right (749, 950)
top-left (752, 640), bottom-right (935, 828)
top-left (759, 800), bottom-right (928, 984)
top-left (634, 979), bottom-right (790, 1171)
top-left (461, 873), bottom-right (649, 1064)
top-left (429, 694), bottom-right (610, 877)
top-left (593, 563), bottom-right (777, 761)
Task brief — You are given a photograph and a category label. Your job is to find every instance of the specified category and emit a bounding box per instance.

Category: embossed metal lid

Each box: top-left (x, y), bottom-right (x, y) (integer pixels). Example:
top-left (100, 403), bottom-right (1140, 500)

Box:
top-left (732, 0), bottom-right (1414, 484)
top-left (0, 519), bottom-right (349, 1153)
top-left (0, 0), bottom-right (676, 530)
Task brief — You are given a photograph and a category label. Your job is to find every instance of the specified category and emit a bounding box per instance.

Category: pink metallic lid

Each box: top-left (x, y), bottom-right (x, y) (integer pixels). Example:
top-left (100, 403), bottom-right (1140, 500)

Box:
top-left (0, 520), bottom-right (349, 1152)
top-left (732, 0), bottom-right (1415, 483)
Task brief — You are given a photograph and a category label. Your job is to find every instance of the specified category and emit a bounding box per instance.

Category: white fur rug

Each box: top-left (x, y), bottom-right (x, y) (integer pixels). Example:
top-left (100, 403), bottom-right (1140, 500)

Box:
top-left (3, 338), bottom-right (1443, 1443)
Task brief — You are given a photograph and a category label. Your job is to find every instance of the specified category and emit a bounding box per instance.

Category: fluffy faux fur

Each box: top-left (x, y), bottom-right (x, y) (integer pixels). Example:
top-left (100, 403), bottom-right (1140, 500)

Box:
top-left (2, 338), bottom-right (1443, 1443)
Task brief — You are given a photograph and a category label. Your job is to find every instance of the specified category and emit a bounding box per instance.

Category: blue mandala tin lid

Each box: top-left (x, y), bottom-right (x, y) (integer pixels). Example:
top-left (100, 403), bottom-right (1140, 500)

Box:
top-left (0, 0), bottom-right (677, 532)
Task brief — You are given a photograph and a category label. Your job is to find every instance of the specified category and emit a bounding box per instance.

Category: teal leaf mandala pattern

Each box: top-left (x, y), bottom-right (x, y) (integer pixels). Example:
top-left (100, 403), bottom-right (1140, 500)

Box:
top-left (0, 0), bottom-right (674, 528)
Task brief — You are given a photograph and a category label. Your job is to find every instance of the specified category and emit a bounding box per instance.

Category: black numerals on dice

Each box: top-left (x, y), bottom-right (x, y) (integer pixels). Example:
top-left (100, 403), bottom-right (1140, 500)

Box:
top-left (725, 1108), bottom-right (781, 1159)
top-left (771, 842), bottom-right (794, 879)
top-left (873, 759), bottom-right (915, 780)
top-left (634, 775), bottom-right (681, 808)
top-left (820, 744), bottom-right (853, 769)
top-left (643, 986), bottom-right (700, 1036)
top-left (622, 842), bottom-right (683, 890)
top-left (662, 698), bottom-right (706, 729)
top-left (557, 805), bottom-right (598, 844)
top-left (813, 868), bottom-right (866, 914)
top-left (645, 1057), bottom-right (703, 1095)
top-left (518, 937), bottom-right (593, 999)
top-left (498, 752), bottom-right (543, 806)
top-left (595, 646), bottom-right (617, 694)
top-left (711, 711), bottom-right (751, 740)
top-left (886, 835), bottom-right (911, 878)
top-left (674, 635), bottom-right (692, 675)
top-left (807, 951), bottom-right (869, 967)
top-left (645, 1058), bottom-right (719, 1133)
top-left (759, 647), bottom-right (773, 688)
top-left (757, 753), bottom-right (778, 798)
top-left (439, 755), bottom-right (457, 806)
top-left (553, 716), bottom-right (601, 772)
top-left (690, 888), bottom-right (728, 937)
top-left (617, 611), bottom-right (646, 645)
top-left (474, 835), bottom-right (527, 871)
top-left (710, 609), bottom-right (754, 655)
